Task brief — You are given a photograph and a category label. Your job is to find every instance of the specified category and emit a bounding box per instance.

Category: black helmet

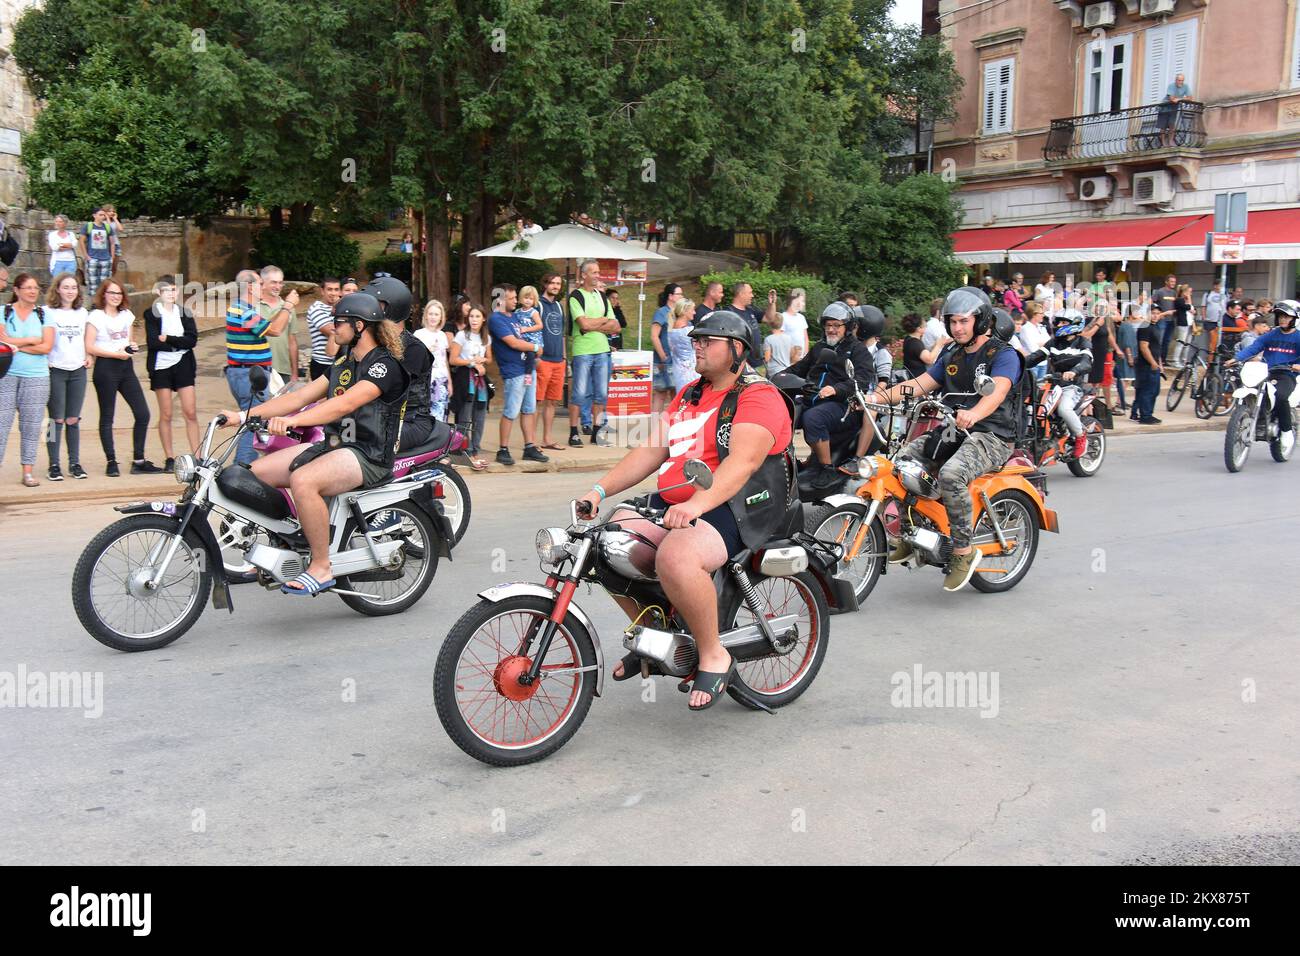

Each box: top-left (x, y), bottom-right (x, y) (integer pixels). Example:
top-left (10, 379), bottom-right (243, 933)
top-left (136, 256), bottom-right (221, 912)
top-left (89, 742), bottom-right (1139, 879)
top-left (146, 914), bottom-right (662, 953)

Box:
top-left (0, 341), bottom-right (12, 380)
top-left (853, 305), bottom-right (886, 341)
top-left (819, 301), bottom-right (857, 338)
top-left (991, 308), bottom-right (1016, 344)
top-left (333, 291), bottom-right (385, 326)
top-left (364, 274), bottom-right (412, 326)
top-left (942, 286), bottom-right (995, 338)
top-left (1272, 299), bottom-right (1300, 329)
top-left (689, 309), bottom-right (754, 370)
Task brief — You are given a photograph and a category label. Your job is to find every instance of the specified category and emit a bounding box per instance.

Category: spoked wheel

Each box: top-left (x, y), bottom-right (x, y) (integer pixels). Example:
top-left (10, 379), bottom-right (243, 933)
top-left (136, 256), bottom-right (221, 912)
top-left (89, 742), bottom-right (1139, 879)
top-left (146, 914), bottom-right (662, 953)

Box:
top-left (336, 503), bottom-right (440, 615)
top-left (1166, 366), bottom-right (1189, 411)
top-left (1270, 420), bottom-right (1295, 462)
top-left (434, 595), bottom-right (597, 766)
top-left (1194, 370), bottom-right (1221, 420)
top-left (804, 502), bottom-right (884, 605)
top-left (725, 571), bottom-right (829, 710)
top-left (72, 515), bottom-right (212, 652)
top-left (1066, 416), bottom-right (1106, 477)
top-left (1224, 401), bottom-right (1255, 473)
top-left (969, 490), bottom-right (1039, 593)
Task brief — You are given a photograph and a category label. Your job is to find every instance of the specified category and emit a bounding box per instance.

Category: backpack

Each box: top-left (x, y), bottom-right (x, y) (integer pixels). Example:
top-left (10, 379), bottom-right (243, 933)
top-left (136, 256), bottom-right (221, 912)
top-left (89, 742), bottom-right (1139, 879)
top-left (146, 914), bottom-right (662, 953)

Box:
top-left (567, 288), bottom-right (610, 337)
top-left (0, 221), bottom-right (18, 266)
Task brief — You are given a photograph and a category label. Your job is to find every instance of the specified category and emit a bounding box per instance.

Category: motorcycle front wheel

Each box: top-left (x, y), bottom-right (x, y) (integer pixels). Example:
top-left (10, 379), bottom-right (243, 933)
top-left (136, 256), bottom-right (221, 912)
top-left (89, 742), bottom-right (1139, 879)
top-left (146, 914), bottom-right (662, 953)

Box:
top-left (433, 595), bottom-right (598, 767)
top-left (803, 502), bottom-right (885, 605)
top-left (72, 515), bottom-right (212, 652)
top-left (723, 571), bottom-right (830, 710)
top-left (1224, 401), bottom-right (1255, 473)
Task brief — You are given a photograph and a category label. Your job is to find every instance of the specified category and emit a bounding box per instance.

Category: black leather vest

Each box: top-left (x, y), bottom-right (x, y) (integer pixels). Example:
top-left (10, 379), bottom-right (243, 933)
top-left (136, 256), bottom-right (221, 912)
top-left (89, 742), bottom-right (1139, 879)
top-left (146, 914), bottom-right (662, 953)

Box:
top-left (938, 337), bottom-right (1018, 441)
top-left (399, 329), bottom-right (432, 423)
top-left (714, 373), bottom-right (800, 549)
top-left (324, 348), bottom-right (409, 466)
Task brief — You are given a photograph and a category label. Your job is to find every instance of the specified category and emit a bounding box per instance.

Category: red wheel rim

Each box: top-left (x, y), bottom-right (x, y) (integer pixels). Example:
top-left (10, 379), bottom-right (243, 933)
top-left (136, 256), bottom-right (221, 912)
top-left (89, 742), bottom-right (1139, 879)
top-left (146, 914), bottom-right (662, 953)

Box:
top-left (735, 577), bottom-right (819, 695)
top-left (454, 610), bottom-right (582, 749)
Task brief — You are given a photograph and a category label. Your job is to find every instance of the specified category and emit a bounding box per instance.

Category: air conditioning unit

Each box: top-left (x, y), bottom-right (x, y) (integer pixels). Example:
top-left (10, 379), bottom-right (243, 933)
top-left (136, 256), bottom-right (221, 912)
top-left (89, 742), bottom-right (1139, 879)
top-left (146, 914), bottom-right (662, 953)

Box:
top-left (1079, 175), bottom-right (1114, 201)
top-left (1133, 170), bottom-right (1175, 205)
top-left (1140, 0), bottom-right (1177, 17)
top-left (1084, 2), bottom-right (1117, 29)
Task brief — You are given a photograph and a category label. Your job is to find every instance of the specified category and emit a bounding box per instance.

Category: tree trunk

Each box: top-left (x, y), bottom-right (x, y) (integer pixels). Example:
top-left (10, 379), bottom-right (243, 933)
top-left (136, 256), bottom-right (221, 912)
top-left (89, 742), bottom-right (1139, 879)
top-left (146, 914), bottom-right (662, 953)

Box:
top-left (425, 204), bottom-right (452, 307)
top-left (289, 202), bottom-right (315, 229)
top-left (478, 192), bottom-right (496, 306)
top-left (462, 190), bottom-right (498, 306)
top-left (270, 206), bottom-right (285, 230)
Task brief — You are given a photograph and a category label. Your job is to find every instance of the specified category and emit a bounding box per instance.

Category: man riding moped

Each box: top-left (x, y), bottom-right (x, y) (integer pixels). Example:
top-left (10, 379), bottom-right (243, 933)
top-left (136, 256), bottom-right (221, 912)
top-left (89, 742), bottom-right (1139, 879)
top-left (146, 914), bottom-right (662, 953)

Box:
top-left (1231, 300), bottom-right (1300, 440)
top-left (574, 310), bottom-right (798, 711)
top-left (219, 291), bottom-right (410, 595)
top-left (869, 286), bottom-right (1022, 591)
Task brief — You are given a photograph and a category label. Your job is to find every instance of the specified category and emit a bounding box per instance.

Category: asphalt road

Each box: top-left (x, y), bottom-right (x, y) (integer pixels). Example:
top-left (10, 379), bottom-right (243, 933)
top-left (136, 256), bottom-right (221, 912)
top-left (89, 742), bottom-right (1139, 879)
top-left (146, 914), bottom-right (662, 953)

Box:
top-left (2, 430), bottom-right (1297, 865)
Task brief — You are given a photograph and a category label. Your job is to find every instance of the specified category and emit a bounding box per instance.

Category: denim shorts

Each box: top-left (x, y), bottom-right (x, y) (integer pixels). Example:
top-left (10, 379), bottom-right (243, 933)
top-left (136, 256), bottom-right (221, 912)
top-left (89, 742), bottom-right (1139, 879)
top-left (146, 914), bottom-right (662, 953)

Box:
top-left (500, 374), bottom-right (537, 420)
top-left (571, 352), bottom-right (611, 408)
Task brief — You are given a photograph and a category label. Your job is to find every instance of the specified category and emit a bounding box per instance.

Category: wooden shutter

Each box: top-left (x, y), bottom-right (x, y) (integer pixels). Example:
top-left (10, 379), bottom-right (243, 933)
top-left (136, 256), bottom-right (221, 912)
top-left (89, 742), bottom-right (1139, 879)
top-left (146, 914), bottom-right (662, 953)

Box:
top-left (983, 58), bottom-right (1014, 134)
top-left (1167, 18), bottom-right (1197, 93)
top-left (1143, 25), bottom-right (1169, 105)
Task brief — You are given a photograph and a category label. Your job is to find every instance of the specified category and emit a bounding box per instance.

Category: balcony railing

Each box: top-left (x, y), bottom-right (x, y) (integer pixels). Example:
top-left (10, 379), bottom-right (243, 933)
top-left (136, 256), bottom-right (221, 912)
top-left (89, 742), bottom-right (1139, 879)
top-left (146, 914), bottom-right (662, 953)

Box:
top-left (1043, 101), bottom-right (1206, 162)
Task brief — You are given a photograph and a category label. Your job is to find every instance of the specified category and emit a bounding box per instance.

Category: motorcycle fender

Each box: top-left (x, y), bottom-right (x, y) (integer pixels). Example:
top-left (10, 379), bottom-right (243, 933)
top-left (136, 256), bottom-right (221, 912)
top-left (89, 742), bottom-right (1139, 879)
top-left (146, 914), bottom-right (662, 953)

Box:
top-left (405, 483), bottom-right (453, 560)
top-left (818, 493), bottom-right (865, 511)
top-left (112, 502), bottom-right (234, 612)
top-left (803, 548), bottom-right (860, 614)
top-left (478, 583), bottom-right (604, 697)
top-left (974, 475), bottom-right (1060, 535)
top-left (1231, 387), bottom-right (1255, 401)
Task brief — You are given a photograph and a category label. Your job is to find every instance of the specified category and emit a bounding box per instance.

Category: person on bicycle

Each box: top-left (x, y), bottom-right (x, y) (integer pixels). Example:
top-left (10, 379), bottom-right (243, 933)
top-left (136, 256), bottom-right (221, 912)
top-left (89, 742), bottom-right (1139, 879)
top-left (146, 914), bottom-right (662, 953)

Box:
top-left (1023, 309), bottom-right (1092, 460)
top-left (573, 311), bottom-right (797, 711)
top-left (219, 292), bottom-right (410, 596)
top-left (868, 286), bottom-right (1022, 592)
top-left (1233, 300), bottom-right (1300, 439)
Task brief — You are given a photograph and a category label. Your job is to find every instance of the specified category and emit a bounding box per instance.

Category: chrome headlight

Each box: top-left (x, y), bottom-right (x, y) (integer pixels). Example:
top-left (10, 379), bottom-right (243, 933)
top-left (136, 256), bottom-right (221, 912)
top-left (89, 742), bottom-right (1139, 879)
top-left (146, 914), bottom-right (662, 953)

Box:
top-left (174, 454), bottom-right (198, 484)
top-left (857, 457), bottom-right (878, 479)
top-left (536, 528), bottom-right (571, 565)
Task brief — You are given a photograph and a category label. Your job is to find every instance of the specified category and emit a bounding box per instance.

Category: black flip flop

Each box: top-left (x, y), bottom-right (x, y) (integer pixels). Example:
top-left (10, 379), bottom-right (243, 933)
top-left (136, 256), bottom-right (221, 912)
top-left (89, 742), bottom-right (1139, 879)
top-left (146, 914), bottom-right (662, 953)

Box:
top-left (688, 659), bottom-right (736, 712)
top-left (612, 652), bottom-right (644, 682)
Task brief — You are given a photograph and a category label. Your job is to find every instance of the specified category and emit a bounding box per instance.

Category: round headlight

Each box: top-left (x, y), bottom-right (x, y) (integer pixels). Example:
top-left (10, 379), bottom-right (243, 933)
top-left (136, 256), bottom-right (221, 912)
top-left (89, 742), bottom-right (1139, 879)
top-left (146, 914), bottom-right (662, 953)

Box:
top-left (857, 457), bottom-right (878, 479)
top-left (535, 527), bottom-right (570, 565)
top-left (174, 454), bottom-right (198, 483)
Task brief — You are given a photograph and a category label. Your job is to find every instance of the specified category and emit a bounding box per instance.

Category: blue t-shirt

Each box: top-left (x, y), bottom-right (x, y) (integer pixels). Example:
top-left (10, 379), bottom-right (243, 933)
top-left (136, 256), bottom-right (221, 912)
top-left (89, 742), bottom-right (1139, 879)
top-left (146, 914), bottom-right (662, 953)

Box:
top-left (652, 305), bottom-right (671, 365)
top-left (539, 296), bottom-right (565, 362)
top-left (1236, 328), bottom-right (1300, 372)
top-left (489, 310), bottom-right (529, 379)
top-left (925, 343), bottom-right (1022, 385)
top-left (3, 307), bottom-right (51, 378)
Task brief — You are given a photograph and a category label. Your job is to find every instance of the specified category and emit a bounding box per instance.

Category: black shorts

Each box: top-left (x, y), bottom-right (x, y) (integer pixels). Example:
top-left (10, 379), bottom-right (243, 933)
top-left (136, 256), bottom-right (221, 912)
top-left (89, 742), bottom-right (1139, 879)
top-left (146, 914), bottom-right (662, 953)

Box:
top-left (647, 492), bottom-right (744, 559)
top-left (149, 352), bottom-right (196, 391)
top-left (290, 442), bottom-right (392, 489)
top-left (309, 360), bottom-right (333, 382)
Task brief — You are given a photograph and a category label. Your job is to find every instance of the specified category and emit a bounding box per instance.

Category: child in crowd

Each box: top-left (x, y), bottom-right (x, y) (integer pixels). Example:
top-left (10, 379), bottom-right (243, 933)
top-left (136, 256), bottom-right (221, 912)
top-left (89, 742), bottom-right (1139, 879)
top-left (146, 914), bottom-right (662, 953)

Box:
top-left (513, 285), bottom-right (544, 376)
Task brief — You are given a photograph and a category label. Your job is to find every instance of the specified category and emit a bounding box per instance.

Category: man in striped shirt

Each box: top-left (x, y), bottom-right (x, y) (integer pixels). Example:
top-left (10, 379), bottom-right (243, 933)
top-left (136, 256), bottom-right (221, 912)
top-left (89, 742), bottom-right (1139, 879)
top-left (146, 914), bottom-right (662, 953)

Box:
top-left (225, 268), bottom-right (292, 464)
top-left (306, 276), bottom-right (341, 381)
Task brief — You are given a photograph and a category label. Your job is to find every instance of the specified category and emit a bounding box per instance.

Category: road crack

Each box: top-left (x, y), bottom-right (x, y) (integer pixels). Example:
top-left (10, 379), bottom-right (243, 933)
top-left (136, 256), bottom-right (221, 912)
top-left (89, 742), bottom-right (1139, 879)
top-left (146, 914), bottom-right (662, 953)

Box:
top-left (932, 781), bottom-right (1034, 865)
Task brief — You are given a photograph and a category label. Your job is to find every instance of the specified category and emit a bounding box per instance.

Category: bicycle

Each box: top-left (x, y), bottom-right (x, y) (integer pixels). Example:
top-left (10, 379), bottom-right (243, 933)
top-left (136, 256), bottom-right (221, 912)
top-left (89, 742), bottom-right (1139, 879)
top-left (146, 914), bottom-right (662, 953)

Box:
top-left (1166, 341), bottom-right (1208, 412)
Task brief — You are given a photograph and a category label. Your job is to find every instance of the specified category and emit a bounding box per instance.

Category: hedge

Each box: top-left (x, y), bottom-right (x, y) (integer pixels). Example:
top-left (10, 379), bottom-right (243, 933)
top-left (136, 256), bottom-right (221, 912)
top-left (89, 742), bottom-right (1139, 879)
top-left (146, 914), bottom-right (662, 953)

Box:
top-left (250, 223), bottom-right (360, 282)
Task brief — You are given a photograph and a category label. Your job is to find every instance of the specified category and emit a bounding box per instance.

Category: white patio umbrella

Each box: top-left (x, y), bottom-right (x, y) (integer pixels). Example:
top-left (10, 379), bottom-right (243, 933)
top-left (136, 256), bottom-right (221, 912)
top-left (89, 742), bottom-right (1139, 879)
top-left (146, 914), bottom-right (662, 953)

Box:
top-left (474, 223), bottom-right (669, 343)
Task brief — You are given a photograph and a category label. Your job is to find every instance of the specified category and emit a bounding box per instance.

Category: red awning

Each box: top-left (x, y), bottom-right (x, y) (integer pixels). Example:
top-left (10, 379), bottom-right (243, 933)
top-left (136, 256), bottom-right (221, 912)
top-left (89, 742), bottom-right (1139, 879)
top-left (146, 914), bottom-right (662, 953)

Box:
top-left (1150, 206), bottom-right (1300, 261)
top-left (1007, 215), bottom-right (1206, 263)
top-left (950, 224), bottom-right (1062, 264)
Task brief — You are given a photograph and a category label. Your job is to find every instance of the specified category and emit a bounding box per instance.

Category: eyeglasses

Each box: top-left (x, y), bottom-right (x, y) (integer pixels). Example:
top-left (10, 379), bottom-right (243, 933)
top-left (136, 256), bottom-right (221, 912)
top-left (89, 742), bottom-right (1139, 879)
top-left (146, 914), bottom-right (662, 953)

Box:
top-left (105, 290), bottom-right (123, 297)
top-left (691, 336), bottom-right (724, 349)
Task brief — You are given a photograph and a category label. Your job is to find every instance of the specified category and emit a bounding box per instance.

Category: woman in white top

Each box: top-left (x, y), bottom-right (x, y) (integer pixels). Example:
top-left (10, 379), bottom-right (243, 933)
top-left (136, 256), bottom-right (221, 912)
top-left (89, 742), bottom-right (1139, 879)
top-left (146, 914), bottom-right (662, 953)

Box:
top-left (143, 275), bottom-right (200, 467)
top-left (414, 299), bottom-right (452, 421)
top-left (780, 287), bottom-right (810, 356)
top-left (46, 215), bottom-right (79, 277)
top-left (44, 273), bottom-right (92, 480)
top-left (86, 278), bottom-right (161, 476)
top-left (1033, 271), bottom-right (1058, 319)
top-left (1017, 302), bottom-right (1052, 382)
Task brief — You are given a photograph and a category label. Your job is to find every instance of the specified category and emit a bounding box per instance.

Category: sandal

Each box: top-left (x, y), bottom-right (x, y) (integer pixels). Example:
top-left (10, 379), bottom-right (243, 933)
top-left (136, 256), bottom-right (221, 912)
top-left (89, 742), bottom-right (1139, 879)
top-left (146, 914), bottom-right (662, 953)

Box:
top-left (21, 473), bottom-right (39, 487)
top-left (541, 442), bottom-right (566, 451)
top-left (688, 658), bottom-right (736, 712)
top-left (280, 571), bottom-right (337, 596)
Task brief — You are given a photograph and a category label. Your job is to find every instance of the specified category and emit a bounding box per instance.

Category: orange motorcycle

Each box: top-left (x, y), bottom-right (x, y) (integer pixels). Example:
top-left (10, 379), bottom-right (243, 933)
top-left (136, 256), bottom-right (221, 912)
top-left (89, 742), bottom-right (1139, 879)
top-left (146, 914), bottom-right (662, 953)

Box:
top-left (804, 370), bottom-right (1059, 604)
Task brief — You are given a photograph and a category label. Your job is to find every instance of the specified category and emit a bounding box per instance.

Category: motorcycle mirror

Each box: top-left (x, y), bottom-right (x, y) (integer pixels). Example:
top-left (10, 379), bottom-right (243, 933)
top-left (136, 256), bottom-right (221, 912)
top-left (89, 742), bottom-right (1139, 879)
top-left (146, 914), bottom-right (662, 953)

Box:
top-left (249, 368), bottom-right (269, 393)
top-left (974, 373), bottom-right (996, 397)
top-left (845, 359), bottom-right (855, 379)
top-left (684, 459), bottom-right (714, 490)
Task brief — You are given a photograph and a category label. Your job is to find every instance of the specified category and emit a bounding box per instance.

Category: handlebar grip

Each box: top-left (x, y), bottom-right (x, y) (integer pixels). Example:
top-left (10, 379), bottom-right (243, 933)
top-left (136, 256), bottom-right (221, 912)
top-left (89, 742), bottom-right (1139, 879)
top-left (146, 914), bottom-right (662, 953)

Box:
top-left (575, 499), bottom-right (594, 518)
top-left (215, 414), bottom-right (228, 427)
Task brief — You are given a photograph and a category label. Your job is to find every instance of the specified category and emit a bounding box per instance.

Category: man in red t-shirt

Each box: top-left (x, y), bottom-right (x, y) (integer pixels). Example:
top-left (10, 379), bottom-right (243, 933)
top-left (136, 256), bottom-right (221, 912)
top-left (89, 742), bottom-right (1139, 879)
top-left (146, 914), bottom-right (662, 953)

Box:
top-left (576, 312), bottom-right (792, 711)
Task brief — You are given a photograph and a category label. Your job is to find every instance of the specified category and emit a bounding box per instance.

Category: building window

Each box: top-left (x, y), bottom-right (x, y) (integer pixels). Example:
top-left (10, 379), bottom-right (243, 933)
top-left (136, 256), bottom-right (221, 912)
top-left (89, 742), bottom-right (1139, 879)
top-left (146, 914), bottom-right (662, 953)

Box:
top-left (1142, 19), bottom-right (1197, 105)
top-left (982, 57), bottom-right (1015, 135)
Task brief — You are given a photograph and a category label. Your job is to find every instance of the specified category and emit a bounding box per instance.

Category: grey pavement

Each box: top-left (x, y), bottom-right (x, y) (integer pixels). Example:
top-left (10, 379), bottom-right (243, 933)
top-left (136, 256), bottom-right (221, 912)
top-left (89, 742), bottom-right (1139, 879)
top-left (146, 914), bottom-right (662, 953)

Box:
top-left (1, 431), bottom-right (1298, 864)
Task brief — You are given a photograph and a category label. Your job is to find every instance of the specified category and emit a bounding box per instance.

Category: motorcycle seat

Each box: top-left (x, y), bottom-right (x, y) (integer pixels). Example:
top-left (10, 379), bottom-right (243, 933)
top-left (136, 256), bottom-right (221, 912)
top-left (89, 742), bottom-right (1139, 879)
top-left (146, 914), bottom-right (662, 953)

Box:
top-left (399, 420), bottom-right (456, 459)
top-left (991, 449), bottom-right (1036, 472)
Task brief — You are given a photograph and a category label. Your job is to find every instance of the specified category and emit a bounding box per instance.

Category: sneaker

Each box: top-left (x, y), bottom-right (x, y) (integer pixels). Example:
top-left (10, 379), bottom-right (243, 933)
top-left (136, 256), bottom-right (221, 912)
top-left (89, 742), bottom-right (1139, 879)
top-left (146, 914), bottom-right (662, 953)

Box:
top-left (1139, 416), bottom-right (1162, 425)
top-left (581, 424), bottom-right (592, 436)
top-left (496, 447), bottom-right (515, 466)
top-left (943, 550), bottom-right (983, 592)
top-left (888, 539), bottom-right (914, 564)
top-left (1072, 434), bottom-right (1089, 459)
top-left (69, 464), bottom-right (88, 480)
top-left (106, 460), bottom-right (121, 478)
top-left (131, 459), bottom-right (164, 474)
top-left (568, 432), bottom-right (584, 447)
top-left (47, 464), bottom-right (64, 482)
top-left (810, 464), bottom-right (843, 491)
top-left (592, 428), bottom-right (613, 447)
top-left (367, 510), bottom-right (402, 534)
top-left (522, 443), bottom-right (549, 463)
top-left (837, 456), bottom-right (860, 477)
top-left (164, 457), bottom-right (175, 471)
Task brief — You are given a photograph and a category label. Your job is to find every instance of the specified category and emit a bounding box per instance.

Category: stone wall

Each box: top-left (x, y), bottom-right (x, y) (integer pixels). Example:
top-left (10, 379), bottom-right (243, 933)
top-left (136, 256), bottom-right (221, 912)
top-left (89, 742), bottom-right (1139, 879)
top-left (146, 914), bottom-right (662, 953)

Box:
top-left (0, 0), bottom-right (41, 211)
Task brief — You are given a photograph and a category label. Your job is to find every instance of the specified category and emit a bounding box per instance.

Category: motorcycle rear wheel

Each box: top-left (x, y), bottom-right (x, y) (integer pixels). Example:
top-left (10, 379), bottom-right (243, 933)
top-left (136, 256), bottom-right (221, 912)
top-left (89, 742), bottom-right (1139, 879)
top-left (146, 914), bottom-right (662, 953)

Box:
top-left (337, 503), bottom-right (439, 616)
top-left (72, 515), bottom-right (212, 652)
top-left (433, 595), bottom-right (597, 767)
top-left (1270, 424), bottom-right (1294, 462)
top-left (722, 571), bottom-right (829, 710)
top-left (969, 490), bottom-right (1039, 593)
top-left (1066, 416), bottom-right (1105, 477)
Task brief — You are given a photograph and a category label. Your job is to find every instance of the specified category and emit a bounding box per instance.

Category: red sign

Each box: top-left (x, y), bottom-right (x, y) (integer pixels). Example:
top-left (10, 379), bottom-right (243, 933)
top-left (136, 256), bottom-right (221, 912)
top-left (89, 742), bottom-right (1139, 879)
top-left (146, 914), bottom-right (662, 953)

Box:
top-left (1210, 231), bottom-right (1246, 264)
top-left (606, 350), bottom-right (653, 417)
